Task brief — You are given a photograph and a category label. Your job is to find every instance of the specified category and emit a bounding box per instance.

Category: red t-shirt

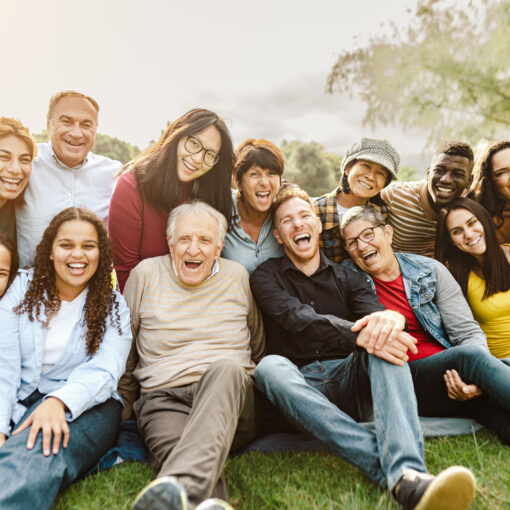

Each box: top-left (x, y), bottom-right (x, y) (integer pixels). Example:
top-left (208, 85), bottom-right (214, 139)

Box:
top-left (373, 274), bottom-right (444, 362)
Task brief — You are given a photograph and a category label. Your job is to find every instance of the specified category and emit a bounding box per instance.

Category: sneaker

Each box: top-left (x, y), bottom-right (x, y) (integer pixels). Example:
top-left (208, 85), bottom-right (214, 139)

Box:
top-left (196, 498), bottom-right (234, 510)
top-left (131, 476), bottom-right (188, 510)
top-left (395, 466), bottom-right (476, 510)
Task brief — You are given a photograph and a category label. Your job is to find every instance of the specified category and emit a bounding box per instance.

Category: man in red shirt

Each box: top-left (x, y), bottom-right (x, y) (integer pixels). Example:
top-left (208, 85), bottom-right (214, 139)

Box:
top-left (341, 205), bottom-right (510, 445)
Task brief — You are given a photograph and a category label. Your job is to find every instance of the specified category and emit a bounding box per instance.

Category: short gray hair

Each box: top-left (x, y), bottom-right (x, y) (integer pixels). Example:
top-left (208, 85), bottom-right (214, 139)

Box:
top-left (340, 205), bottom-right (385, 237)
top-left (167, 201), bottom-right (228, 247)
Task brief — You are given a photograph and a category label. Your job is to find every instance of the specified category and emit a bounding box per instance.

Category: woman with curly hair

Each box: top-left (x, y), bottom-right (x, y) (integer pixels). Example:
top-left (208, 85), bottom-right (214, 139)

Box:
top-left (468, 141), bottom-right (510, 243)
top-left (0, 207), bottom-right (131, 510)
top-left (0, 233), bottom-right (19, 297)
top-left (108, 108), bottom-right (234, 291)
top-left (436, 198), bottom-right (510, 359)
top-left (222, 139), bottom-right (285, 273)
top-left (0, 117), bottom-right (37, 244)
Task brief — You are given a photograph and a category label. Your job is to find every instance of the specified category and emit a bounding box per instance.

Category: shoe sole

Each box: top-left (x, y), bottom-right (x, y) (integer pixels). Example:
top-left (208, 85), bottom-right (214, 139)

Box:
top-left (132, 476), bottom-right (188, 510)
top-left (415, 466), bottom-right (475, 510)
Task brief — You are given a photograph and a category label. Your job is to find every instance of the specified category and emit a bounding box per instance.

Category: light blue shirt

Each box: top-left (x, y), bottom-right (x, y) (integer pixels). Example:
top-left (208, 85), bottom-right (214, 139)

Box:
top-left (0, 269), bottom-right (132, 436)
top-left (222, 192), bottom-right (283, 274)
top-left (16, 142), bottom-right (121, 267)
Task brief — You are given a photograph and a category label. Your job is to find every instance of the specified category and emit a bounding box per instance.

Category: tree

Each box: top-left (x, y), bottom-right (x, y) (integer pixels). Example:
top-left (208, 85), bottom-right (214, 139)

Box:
top-left (281, 140), bottom-right (340, 197)
top-left (32, 131), bottom-right (140, 164)
top-left (327, 0), bottom-right (510, 146)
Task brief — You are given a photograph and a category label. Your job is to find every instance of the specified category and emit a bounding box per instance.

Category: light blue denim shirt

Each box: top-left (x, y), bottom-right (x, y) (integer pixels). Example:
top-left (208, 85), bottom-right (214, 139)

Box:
top-left (222, 191), bottom-right (283, 274)
top-left (16, 142), bottom-right (121, 267)
top-left (0, 269), bottom-right (132, 436)
top-left (343, 252), bottom-right (488, 350)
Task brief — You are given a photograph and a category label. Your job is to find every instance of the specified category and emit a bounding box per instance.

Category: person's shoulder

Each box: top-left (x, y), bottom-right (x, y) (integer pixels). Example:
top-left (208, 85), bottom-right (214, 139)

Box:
top-left (218, 257), bottom-right (250, 283)
top-left (313, 188), bottom-right (337, 207)
top-left (114, 169), bottom-right (138, 191)
top-left (86, 151), bottom-right (122, 172)
top-left (385, 179), bottom-right (424, 193)
top-left (132, 254), bottom-right (170, 279)
top-left (31, 142), bottom-right (51, 165)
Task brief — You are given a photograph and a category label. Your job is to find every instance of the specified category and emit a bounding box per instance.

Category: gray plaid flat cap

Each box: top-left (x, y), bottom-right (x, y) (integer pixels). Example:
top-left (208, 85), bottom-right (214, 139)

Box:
top-left (340, 138), bottom-right (400, 180)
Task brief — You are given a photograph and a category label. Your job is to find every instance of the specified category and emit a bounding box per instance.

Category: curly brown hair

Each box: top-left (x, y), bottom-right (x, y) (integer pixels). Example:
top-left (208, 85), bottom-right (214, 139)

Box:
top-left (468, 141), bottom-right (510, 228)
top-left (14, 208), bottom-right (122, 355)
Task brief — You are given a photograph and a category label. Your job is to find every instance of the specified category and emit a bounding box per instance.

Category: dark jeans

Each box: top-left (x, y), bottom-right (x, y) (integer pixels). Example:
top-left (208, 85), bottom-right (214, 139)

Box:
top-left (410, 344), bottom-right (510, 443)
top-left (0, 393), bottom-right (121, 510)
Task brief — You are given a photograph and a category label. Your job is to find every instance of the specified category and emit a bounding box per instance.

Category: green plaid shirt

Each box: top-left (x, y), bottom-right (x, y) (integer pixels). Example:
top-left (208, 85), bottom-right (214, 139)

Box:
top-left (313, 188), bottom-right (348, 264)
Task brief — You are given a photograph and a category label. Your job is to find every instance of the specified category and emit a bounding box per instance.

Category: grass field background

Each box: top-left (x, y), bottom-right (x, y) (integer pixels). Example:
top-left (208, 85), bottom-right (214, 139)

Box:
top-left (54, 429), bottom-right (510, 509)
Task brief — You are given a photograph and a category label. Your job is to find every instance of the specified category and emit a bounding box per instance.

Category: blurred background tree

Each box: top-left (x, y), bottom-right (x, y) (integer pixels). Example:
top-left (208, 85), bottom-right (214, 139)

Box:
top-left (32, 130), bottom-right (141, 164)
top-left (327, 0), bottom-right (510, 146)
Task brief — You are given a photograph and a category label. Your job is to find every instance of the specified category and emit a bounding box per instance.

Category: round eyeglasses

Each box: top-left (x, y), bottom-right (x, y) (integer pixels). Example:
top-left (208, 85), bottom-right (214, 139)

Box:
top-left (344, 224), bottom-right (385, 251)
top-left (184, 136), bottom-right (219, 167)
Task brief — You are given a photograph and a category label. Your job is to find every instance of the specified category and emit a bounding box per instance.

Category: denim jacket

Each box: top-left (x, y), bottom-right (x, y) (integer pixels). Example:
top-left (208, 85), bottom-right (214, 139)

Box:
top-left (344, 253), bottom-right (488, 350)
top-left (0, 270), bottom-right (132, 436)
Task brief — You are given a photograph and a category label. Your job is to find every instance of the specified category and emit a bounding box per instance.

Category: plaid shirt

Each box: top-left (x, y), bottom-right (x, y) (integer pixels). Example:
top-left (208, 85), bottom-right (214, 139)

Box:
top-left (313, 188), bottom-right (348, 264)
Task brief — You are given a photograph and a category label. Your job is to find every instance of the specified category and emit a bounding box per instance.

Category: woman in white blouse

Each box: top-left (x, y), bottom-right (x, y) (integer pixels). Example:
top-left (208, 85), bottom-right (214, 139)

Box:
top-left (0, 207), bottom-right (131, 510)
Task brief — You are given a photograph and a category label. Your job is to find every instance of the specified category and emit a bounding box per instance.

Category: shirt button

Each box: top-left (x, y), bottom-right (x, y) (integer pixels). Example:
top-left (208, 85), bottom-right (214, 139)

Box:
top-left (310, 300), bottom-right (315, 306)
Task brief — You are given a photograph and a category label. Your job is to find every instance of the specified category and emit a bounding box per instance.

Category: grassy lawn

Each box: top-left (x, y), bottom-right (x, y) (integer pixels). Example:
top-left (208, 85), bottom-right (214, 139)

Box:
top-left (54, 429), bottom-right (510, 509)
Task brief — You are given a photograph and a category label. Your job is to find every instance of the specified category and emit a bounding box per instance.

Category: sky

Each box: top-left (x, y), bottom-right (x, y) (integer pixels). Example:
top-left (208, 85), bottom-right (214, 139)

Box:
top-left (2, 0), bottom-right (430, 169)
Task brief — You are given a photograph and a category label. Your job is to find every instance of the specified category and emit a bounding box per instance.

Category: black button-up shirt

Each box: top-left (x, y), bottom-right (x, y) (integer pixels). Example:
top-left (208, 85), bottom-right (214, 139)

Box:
top-left (250, 252), bottom-right (385, 367)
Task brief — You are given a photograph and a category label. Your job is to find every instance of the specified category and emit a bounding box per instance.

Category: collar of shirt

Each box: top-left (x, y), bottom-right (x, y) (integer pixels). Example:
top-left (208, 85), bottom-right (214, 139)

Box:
top-left (171, 258), bottom-right (219, 282)
top-left (280, 251), bottom-right (334, 277)
top-left (50, 144), bottom-right (89, 170)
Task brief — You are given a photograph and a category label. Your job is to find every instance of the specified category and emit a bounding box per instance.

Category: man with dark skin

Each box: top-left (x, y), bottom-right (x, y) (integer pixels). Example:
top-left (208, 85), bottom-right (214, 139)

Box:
top-left (381, 141), bottom-right (473, 257)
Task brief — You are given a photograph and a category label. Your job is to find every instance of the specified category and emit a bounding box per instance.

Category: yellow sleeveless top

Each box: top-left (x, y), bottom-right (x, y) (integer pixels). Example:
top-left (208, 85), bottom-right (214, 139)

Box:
top-left (467, 271), bottom-right (510, 359)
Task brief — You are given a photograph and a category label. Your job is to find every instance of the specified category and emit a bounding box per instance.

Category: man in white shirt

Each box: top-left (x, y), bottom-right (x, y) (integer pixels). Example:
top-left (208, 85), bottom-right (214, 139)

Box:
top-left (16, 91), bottom-right (121, 267)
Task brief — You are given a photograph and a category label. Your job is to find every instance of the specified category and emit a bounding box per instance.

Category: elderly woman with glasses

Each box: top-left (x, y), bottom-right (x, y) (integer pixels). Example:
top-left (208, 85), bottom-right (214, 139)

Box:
top-left (108, 109), bottom-right (235, 291)
top-left (222, 139), bottom-right (285, 274)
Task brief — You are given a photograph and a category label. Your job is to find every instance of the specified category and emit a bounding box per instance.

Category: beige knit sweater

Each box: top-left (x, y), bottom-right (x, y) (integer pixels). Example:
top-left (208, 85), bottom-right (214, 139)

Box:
top-left (118, 255), bottom-right (265, 415)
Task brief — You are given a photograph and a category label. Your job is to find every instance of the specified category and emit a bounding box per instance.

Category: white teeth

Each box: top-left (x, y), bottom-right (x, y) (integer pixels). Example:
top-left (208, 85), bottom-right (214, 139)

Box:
top-left (256, 192), bottom-right (270, 197)
top-left (183, 160), bottom-right (196, 171)
top-left (1, 177), bottom-right (21, 184)
top-left (293, 233), bottom-right (310, 242)
top-left (358, 181), bottom-right (373, 190)
top-left (362, 250), bottom-right (377, 260)
top-left (467, 236), bottom-right (481, 246)
top-left (68, 263), bottom-right (86, 268)
top-left (437, 186), bottom-right (454, 193)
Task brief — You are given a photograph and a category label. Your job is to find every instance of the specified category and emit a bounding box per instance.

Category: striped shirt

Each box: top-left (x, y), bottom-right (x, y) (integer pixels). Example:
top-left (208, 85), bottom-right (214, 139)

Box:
top-left (381, 180), bottom-right (438, 257)
top-left (118, 255), bottom-right (265, 409)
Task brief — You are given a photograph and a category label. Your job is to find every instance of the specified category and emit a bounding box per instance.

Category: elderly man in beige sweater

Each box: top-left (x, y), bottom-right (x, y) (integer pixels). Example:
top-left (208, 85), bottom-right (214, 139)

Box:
top-left (119, 201), bottom-right (265, 510)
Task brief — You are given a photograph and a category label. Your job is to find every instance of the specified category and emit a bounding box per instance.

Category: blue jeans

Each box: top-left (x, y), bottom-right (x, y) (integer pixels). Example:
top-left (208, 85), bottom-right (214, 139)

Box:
top-left (410, 344), bottom-right (510, 443)
top-left (255, 353), bottom-right (426, 490)
top-left (0, 393), bottom-right (122, 510)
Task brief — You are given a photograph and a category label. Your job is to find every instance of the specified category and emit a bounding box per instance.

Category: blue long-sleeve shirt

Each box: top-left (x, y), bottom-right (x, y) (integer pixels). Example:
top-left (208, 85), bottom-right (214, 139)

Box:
top-left (0, 269), bottom-right (132, 436)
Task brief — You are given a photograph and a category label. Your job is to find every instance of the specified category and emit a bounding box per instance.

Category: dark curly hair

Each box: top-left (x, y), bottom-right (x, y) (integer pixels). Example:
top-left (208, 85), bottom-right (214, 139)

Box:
top-left (468, 141), bottom-right (510, 228)
top-left (14, 208), bottom-right (122, 355)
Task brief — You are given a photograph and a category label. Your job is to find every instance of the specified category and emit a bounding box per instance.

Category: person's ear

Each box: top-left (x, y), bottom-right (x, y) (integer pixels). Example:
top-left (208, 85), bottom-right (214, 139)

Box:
top-left (273, 228), bottom-right (283, 245)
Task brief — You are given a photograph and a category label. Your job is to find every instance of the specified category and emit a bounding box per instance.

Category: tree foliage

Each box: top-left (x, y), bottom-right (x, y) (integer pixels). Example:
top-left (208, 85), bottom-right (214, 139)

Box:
top-left (281, 140), bottom-right (340, 197)
top-left (32, 130), bottom-right (140, 164)
top-left (327, 0), bottom-right (510, 145)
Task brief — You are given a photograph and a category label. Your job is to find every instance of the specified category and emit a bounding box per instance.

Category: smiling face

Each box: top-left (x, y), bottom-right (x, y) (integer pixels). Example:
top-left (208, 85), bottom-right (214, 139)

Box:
top-left (426, 153), bottom-right (472, 209)
top-left (345, 159), bottom-right (389, 200)
top-left (0, 244), bottom-right (11, 297)
top-left (176, 125), bottom-right (222, 183)
top-left (446, 208), bottom-right (486, 262)
top-left (238, 165), bottom-right (281, 214)
top-left (50, 219), bottom-right (100, 301)
top-left (169, 212), bottom-right (223, 286)
top-left (491, 147), bottom-right (510, 203)
top-left (47, 95), bottom-right (97, 168)
top-left (0, 135), bottom-right (33, 205)
top-left (273, 197), bottom-right (322, 267)
top-left (343, 219), bottom-right (395, 278)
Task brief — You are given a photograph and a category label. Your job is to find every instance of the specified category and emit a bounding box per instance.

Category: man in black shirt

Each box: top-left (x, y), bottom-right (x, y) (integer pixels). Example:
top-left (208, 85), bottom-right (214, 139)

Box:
top-left (250, 185), bottom-right (475, 510)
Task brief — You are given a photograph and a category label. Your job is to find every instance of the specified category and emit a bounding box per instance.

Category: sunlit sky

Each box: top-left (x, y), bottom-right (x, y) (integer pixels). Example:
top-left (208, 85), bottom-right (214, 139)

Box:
top-left (3, 0), bottom-right (430, 168)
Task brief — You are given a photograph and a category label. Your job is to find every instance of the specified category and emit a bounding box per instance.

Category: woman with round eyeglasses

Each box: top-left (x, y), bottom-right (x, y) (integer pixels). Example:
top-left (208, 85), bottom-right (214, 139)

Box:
top-left (0, 207), bottom-right (131, 509)
top-left (468, 141), bottom-right (510, 244)
top-left (0, 117), bottom-right (37, 244)
top-left (108, 109), bottom-right (234, 291)
top-left (314, 137), bottom-right (400, 264)
top-left (436, 197), bottom-right (510, 360)
top-left (222, 139), bottom-right (285, 273)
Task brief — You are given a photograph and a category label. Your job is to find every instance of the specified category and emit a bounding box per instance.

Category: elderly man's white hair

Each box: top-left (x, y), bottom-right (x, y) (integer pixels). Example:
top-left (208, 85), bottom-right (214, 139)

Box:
top-left (167, 201), bottom-right (228, 247)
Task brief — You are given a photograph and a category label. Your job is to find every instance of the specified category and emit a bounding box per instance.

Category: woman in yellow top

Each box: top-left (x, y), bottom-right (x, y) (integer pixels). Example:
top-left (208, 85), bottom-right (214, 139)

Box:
top-left (436, 197), bottom-right (510, 359)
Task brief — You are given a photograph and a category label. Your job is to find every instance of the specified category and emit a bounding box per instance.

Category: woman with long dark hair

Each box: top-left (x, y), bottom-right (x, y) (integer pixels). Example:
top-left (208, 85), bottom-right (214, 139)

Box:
top-left (0, 207), bottom-right (131, 510)
top-left (222, 139), bottom-right (284, 273)
top-left (436, 197), bottom-right (510, 359)
top-left (468, 141), bottom-right (510, 243)
top-left (108, 109), bottom-right (234, 290)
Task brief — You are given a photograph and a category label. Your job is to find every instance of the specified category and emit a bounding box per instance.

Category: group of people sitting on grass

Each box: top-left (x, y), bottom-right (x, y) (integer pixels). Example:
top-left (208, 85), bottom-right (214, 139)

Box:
top-left (0, 90), bottom-right (510, 510)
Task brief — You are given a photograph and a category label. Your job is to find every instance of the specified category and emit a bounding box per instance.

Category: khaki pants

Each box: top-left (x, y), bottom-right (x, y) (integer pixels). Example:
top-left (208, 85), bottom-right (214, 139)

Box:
top-left (135, 360), bottom-right (257, 507)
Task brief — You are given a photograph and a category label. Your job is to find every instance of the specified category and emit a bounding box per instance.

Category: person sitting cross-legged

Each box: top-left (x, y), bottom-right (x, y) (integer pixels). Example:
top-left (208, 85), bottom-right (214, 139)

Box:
top-left (119, 201), bottom-right (265, 510)
top-left (341, 205), bottom-right (510, 446)
top-left (250, 185), bottom-right (476, 510)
